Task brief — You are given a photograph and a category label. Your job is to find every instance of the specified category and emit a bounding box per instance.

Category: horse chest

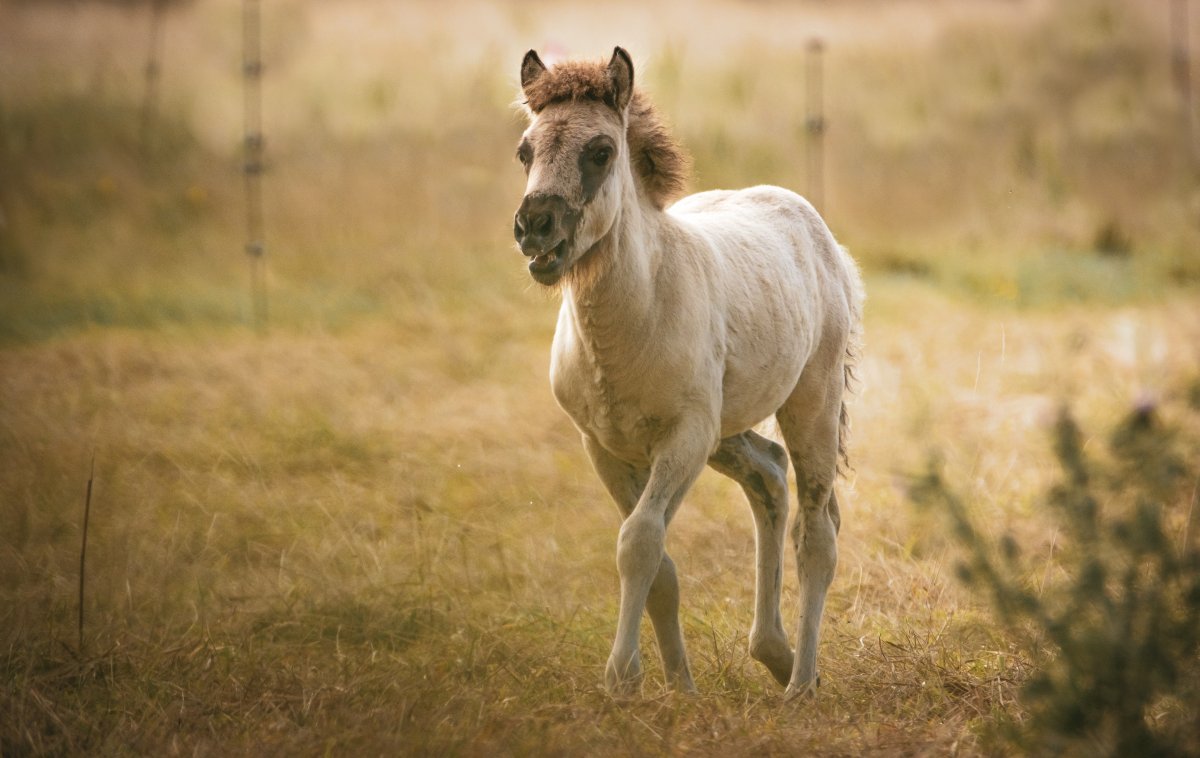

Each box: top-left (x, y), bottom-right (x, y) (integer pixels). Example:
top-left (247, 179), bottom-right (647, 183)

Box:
top-left (550, 328), bottom-right (676, 463)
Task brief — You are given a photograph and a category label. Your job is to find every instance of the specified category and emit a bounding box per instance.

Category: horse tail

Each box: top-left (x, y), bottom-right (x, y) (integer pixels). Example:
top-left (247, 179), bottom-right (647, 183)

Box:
top-left (837, 244), bottom-right (865, 476)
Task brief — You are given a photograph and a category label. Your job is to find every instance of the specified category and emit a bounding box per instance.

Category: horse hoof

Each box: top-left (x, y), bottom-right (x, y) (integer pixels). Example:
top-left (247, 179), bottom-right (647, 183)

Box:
top-left (749, 635), bottom-right (794, 686)
top-left (605, 678), bottom-right (642, 700)
top-left (783, 674), bottom-right (820, 701)
top-left (668, 671), bottom-right (699, 696)
top-left (605, 653), bottom-right (643, 698)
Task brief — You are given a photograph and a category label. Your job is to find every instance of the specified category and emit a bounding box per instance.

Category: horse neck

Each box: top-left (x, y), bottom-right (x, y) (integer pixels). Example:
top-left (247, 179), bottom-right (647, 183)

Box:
top-left (565, 181), bottom-right (663, 345)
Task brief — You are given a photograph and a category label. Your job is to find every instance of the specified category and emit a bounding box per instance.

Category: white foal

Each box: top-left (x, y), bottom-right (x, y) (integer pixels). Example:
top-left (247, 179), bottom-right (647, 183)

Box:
top-left (512, 47), bottom-right (863, 699)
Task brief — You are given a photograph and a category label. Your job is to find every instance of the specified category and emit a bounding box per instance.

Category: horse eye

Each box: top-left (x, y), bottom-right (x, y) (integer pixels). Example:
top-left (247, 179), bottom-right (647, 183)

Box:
top-left (593, 148), bottom-right (611, 167)
top-left (517, 145), bottom-right (532, 166)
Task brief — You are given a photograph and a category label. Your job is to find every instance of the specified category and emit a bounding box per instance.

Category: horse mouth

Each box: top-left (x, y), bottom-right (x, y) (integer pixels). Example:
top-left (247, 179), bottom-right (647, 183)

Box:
top-left (528, 240), bottom-right (568, 284)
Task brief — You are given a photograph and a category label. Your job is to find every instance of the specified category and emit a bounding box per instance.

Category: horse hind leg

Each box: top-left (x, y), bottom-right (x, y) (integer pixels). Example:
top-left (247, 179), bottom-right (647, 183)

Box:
top-left (776, 365), bottom-right (844, 700)
top-left (708, 431), bottom-right (793, 686)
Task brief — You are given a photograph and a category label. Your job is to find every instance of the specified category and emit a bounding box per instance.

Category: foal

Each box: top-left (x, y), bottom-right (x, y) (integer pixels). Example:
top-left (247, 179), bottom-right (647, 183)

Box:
top-left (512, 48), bottom-right (863, 699)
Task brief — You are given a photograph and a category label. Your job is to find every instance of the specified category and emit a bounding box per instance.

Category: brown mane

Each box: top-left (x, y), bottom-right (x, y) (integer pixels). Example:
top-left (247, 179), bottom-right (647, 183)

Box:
top-left (522, 58), bottom-right (691, 210)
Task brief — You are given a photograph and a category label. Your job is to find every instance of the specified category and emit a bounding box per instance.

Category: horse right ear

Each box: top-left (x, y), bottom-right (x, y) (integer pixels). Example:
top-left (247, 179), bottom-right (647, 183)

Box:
top-left (521, 50), bottom-right (547, 91)
top-left (607, 47), bottom-right (634, 114)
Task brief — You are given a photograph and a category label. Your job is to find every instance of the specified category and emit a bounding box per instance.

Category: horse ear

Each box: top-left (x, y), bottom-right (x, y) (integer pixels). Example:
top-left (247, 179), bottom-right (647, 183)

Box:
top-left (607, 47), bottom-right (634, 114)
top-left (521, 50), bottom-right (547, 91)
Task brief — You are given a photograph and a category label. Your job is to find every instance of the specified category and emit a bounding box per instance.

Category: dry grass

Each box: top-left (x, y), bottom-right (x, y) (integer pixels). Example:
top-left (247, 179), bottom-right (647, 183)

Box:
top-left (4, 286), bottom-right (1197, 755)
top-left (2, 0), bottom-right (1200, 754)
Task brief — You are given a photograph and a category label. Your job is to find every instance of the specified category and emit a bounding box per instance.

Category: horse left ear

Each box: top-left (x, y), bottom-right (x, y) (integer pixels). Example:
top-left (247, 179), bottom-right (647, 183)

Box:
top-left (607, 47), bottom-right (634, 114)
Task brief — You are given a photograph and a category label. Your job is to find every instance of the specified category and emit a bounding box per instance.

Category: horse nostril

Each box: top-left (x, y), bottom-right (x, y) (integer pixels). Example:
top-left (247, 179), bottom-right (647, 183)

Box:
top-left (515, 196), bottom-right (566, 252)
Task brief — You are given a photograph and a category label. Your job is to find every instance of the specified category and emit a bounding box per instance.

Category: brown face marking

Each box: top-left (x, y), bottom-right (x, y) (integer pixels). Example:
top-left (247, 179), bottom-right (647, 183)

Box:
top-left (579, 135), bottom-right (616, 204)
top-left (516, 140), bottom-right (533, 173)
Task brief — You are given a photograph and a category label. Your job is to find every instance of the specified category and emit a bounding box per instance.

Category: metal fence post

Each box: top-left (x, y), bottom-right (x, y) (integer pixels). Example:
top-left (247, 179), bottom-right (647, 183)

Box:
top-left (243, 0), bottom-right (268, 329)
top-left (1172, 0), bottom-right (1198, 169)
top-left (806, 38), bottom-right (827, 212)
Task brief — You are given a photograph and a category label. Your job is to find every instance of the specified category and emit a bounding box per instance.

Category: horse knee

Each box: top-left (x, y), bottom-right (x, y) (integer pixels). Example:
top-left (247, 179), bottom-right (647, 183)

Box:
top-left (746, 437), bottom-right (788, 501)
top-left (616, 512), bottom-right (665, 579)
top-left (743, 445), bottom-right (789, 528)
top-left (762, 458), bottom-right (789, 507)
top-left (762, 438), bottom-right (788, 471)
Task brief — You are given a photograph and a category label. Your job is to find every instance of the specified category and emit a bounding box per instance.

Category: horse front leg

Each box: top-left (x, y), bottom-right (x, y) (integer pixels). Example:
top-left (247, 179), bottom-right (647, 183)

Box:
top-left (592, 426), bottom-right (711, 697)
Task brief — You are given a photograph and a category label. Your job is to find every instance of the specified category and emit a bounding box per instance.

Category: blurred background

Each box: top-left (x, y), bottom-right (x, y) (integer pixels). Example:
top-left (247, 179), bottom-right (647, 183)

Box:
top-left (2, 0), bottom-right (1198, 334)
top-left (2, 0), bottom-right (1199, 753)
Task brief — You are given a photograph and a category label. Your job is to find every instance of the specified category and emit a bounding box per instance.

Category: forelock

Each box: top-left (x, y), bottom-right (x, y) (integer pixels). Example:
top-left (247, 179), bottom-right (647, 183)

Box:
top-left (522, 59), bottom-right (616, 114)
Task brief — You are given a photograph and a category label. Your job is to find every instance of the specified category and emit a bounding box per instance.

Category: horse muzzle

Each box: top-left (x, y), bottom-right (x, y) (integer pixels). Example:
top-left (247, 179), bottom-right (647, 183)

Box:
top-left (514, 193), bottom-right (579, 284)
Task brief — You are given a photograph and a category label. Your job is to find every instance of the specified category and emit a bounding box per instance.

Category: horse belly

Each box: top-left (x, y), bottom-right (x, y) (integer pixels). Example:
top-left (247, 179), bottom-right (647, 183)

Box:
top-left (716, 274), bottom-right (815, 436)
top-left (718, 342), bottom-right (808, 437)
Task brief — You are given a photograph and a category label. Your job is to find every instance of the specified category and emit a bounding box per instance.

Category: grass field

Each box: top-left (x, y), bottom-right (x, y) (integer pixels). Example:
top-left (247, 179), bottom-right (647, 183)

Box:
top-left (3, 0), bottom-right (1200, 754)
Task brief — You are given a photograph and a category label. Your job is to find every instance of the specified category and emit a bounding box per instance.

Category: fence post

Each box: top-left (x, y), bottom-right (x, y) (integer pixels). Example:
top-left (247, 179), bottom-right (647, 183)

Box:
top-left (243, 0), bottom-right (268, 330)
top-left (1173, 0), bottom-right (1199, 169)
top-left (139, 0), bottom-right (166, 154)
top-left (805, 38), bottom-right (827, 212)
